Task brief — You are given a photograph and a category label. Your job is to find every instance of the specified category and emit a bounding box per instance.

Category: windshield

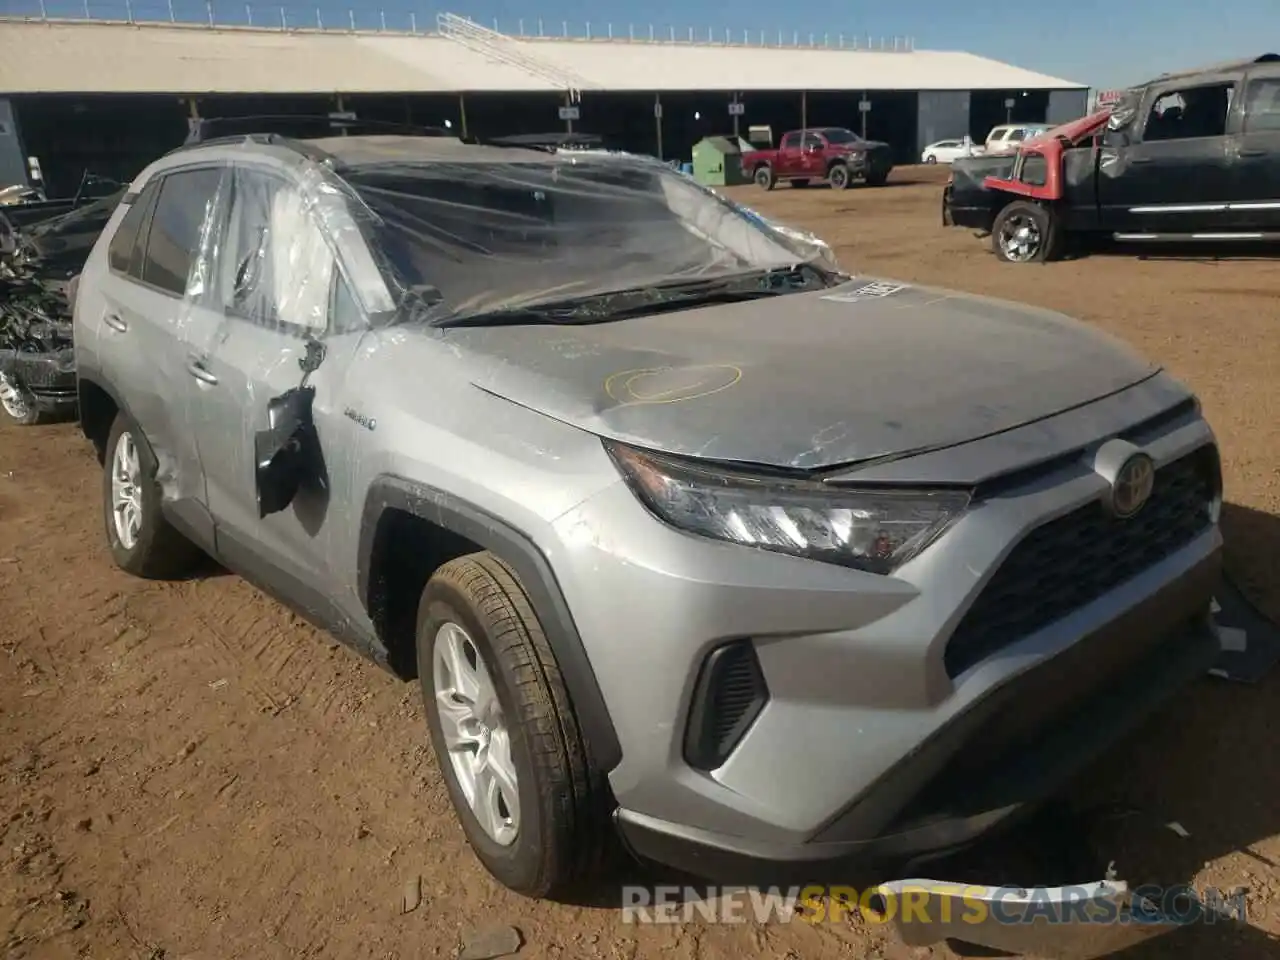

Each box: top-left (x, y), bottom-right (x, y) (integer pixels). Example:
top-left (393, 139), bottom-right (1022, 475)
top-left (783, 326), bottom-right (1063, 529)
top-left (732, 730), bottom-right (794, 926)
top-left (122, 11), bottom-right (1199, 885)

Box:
top-left (822, 129), bottom-right (863, 145)
top-left (343, 155), bottom-right (835, 321)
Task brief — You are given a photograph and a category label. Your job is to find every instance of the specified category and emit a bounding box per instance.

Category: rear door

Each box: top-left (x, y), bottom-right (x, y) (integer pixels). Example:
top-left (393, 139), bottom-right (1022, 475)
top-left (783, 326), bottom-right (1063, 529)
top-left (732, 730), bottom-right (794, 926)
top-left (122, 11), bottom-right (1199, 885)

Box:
top-left (1231, 71), bottom-right (1280, 229)
top-left (776, 132), bottom-right (805, 176)
top-left (95, 165), bottom-right (227, 535)
top-left (1099, 79), bottom-right (1238, 233)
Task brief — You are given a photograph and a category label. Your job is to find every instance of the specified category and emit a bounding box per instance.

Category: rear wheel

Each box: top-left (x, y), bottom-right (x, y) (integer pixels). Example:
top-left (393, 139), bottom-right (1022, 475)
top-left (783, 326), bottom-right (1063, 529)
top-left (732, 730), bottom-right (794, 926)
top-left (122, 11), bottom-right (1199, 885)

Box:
top-left (101, 412), bottom-right (203, 578)
top-left (991, 200), bottom-right (1063, 263)
top-left (753, 165), bottom-right (776, 190)
top-left (828, 163), bottom-right (850, 190)
top-left (418, 552), bottom-right (611, 898)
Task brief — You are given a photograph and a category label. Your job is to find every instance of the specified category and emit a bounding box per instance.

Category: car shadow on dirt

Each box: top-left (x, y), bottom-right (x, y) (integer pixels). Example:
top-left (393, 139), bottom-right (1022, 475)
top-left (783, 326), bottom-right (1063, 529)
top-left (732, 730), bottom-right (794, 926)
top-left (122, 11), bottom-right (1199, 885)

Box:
top-left (557, 503), bottom-right (1280, 955)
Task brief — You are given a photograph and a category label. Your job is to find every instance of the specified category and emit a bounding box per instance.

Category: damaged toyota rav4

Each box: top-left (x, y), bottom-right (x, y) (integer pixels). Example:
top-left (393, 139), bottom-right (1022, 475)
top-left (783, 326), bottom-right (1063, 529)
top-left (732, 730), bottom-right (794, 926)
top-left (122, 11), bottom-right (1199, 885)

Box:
top-left (73, 129), bottom-right (1224, 956)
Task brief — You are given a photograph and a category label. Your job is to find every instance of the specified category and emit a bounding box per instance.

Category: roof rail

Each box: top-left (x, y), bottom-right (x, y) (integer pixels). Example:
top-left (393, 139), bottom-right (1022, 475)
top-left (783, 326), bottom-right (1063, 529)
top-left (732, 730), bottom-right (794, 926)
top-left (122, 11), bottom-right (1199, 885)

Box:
top-left (481, 131), bottom-right (605, 150)
top-left (182, 115), bottom-right (451, 146)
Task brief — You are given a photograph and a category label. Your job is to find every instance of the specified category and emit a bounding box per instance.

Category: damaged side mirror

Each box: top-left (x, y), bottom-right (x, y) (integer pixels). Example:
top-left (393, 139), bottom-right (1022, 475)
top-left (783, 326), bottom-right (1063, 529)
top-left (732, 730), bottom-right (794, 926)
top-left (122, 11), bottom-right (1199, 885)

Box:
top-left (253, 338), bottom-right (328, 518)
top-left (253, 386), bottom-right (315, 518)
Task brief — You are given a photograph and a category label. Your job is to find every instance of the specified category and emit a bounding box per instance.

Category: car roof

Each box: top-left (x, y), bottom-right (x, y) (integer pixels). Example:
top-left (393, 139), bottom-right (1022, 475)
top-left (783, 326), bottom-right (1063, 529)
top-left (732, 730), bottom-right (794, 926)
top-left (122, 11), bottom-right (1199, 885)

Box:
top-left (176, 133), bottom-right (560, 169)
top-left (304, 135), bottom-right (557, 168)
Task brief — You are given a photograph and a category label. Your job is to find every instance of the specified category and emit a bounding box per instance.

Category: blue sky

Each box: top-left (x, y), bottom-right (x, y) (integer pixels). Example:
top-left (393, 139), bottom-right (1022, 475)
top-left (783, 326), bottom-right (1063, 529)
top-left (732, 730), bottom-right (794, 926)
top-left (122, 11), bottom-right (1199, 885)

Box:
top-left (14, 0), bottom-right (1280, 88)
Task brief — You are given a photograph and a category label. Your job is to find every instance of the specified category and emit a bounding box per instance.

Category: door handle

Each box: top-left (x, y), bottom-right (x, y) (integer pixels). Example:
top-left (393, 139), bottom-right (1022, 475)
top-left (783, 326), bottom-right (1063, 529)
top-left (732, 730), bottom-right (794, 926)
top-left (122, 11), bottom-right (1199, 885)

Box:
top-left (1237, 148), bottom-right (1266, 157)
top-left (103, 313), bottom-right (128, 332)
top-left (186, 358), bottom-right (218, 386)
top-left (1128, 156), bottom-right (1153, 164)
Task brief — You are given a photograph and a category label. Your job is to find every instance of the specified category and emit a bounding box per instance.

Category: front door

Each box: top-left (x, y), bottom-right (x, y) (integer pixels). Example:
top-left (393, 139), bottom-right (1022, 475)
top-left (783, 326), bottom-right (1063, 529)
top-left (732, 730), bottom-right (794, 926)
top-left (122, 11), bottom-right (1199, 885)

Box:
top-left (1099, 80), bottom-right (1238, 233)
top-left (1231, 73), bottom-right (1280, 229)
top-left (189, 164), bottom-right (365, 611)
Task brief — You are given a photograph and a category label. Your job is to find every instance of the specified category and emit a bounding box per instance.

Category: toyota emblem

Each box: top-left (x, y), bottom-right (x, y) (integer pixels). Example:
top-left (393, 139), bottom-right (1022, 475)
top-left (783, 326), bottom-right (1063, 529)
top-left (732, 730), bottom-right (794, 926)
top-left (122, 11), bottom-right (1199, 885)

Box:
top-left (1110, 453), bottom-right (1155, 519)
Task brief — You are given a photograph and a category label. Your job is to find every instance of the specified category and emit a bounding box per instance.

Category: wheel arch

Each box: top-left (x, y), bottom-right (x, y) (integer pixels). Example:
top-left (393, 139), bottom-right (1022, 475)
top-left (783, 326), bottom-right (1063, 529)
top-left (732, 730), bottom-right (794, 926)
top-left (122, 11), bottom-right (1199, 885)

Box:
top-left (77, 372), bottom-right (125, 464)
top-left (358, 475), bottom-right (623, 772)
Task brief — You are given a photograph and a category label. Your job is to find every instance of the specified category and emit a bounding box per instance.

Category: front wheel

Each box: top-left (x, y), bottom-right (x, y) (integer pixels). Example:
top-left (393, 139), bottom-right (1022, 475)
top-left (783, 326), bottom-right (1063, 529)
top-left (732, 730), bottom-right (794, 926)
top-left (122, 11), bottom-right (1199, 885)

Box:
top-left (828, 163), bottom-right (850, 190)
top-left (924, 154), bottom-right (937, 164)
top-left (991, 200), bottom-right (1063, 263)
top-left (0, 371), bottom-right (44, 426)
top-left (753, 165), bottom-right (776, 190)
top-left (418, 552), bottom-right (610, 898)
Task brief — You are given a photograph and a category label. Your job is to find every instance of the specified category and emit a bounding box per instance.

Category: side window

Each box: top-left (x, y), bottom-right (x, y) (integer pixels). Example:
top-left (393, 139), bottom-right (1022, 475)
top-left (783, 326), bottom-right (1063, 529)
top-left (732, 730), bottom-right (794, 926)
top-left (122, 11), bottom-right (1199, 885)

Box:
top-left (781, 132), bottom-right (802, 149)
top-left (1020, 153), bottom-right (1048, 187)
top-left (106, 179), bottom-right (159, 279)
top-left (330, 271), bottom-right (362, 331)
top-left (1144, 83), bottom-right (1234, 141)
top-left (221, 167), bottom-right (334, 333)
top-left (1006, 128), bottom-right (1028, 143)
top-left (1244, 78), bottom-right (1280, 133)
top-left (141, 167), bottom-right (224, 297)
top-left (802, 133), bottom-right (825, 149)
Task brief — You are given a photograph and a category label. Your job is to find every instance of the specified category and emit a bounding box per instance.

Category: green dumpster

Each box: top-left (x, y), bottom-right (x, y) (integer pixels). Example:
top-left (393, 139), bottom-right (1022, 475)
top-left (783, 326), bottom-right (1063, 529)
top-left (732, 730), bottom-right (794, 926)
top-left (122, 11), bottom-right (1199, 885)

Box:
top-left (691, 136), bottom-right (749, 187)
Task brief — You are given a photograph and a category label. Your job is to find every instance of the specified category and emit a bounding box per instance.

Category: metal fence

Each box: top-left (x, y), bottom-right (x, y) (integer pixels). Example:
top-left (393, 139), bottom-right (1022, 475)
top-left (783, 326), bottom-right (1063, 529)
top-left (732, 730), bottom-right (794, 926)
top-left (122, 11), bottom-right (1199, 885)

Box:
top-left (1, 1), bottom-right (918, 50)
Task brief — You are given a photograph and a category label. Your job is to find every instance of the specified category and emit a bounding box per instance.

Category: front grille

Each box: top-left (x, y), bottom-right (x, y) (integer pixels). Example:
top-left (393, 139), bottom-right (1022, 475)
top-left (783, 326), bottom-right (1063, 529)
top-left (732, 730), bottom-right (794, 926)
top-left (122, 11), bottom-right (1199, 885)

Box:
top-left (683, 640), bottom-right (769, 771)
top-left (943, 446), bottom-right (1218, 678)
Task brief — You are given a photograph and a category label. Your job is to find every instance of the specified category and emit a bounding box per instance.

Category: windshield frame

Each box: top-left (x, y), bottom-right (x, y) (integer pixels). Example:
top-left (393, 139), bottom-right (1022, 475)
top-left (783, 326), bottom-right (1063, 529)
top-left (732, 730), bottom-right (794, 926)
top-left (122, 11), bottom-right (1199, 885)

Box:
top-left (337, 151), bottom-right (844, 325)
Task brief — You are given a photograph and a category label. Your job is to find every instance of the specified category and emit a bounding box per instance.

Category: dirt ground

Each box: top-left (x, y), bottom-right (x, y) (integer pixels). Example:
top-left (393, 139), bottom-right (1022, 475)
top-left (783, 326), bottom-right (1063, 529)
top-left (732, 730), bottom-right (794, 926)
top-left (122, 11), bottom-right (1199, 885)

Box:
top-left (5, 165), bottom-right (1280, 960)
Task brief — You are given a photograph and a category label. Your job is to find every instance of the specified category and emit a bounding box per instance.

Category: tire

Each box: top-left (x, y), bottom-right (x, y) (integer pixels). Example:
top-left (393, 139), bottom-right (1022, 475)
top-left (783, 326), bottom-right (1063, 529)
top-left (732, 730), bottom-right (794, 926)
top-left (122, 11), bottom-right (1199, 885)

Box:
top-left (0, 371), bottom-right (46, 426)
top-left (101, 411), bottom-right (202, 579)
top-left (991, 200), bottom-right (1064, 264)
top-left (418, 552), bottom-right (610, 899)
top-left (925, 154), bottom-right (937, 164)
top-left (828, 163), bottom-right (850, 190)
top-left (754, 165), bottom-right (776, 190)
top-left (791, 179), bottom-right (810, 189)
top-left (865, 169), bottom-right (890, 187)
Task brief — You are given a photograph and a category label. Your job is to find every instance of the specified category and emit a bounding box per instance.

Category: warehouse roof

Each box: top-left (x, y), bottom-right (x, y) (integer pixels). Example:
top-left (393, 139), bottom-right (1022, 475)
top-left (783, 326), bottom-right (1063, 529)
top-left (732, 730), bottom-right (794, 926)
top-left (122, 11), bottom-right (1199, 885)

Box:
top-left (0, 18), bottom-right (1085, 95)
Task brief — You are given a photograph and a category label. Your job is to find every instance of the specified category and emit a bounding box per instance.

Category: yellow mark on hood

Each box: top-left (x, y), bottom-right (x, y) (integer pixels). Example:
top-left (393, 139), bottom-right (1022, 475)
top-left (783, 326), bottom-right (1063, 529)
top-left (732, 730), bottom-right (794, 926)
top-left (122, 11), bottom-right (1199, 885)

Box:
top-left (604, 364), bottom-right (742, 406)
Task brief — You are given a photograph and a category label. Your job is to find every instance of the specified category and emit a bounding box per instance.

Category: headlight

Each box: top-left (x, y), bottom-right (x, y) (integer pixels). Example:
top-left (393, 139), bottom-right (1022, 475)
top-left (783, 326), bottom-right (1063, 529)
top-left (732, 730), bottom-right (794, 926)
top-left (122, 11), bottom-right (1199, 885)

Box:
top-left (606, 441), bottom-right (970, 575)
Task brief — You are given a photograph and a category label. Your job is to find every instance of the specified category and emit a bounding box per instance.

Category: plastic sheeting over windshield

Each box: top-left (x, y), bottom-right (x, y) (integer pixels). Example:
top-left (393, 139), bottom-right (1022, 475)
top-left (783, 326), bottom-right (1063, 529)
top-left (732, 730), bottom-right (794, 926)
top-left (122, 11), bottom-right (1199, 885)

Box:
top-left (175, 140), bottom-right (844, 339)
top-left (340, 151), bottom-right (841, 321)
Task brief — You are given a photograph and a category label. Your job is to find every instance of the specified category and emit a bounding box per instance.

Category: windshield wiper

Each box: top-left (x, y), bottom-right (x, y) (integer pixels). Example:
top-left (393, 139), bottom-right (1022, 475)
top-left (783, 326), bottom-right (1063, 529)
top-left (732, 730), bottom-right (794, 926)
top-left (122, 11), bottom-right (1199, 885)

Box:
top-left (434, 264), bottom-right (833, 329)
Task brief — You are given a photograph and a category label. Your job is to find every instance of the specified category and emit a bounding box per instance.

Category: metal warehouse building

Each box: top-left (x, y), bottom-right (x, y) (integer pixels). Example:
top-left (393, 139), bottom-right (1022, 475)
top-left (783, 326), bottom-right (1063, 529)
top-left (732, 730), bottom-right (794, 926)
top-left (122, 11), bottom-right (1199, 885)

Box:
top-left (0, 13), bottom-right (1088, 196)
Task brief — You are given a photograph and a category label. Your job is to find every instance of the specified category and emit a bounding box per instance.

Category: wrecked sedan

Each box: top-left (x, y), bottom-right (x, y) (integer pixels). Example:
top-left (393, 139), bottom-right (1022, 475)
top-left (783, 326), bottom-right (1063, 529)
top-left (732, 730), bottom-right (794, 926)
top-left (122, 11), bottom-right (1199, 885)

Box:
top-left (73, 132), bottom-right (1222, 957)
top-left (0, 189), bottom-right (122, 424)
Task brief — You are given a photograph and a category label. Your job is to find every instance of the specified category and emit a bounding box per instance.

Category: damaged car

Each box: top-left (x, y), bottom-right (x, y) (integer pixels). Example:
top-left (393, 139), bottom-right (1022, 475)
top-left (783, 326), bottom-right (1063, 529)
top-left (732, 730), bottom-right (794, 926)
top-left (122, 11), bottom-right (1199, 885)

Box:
top-left (0, 188), bottom-right (123, 424)
top-left (73, 126), bottom-right (1224, 957)
top-left (943, 53), bottom-right (1280, 262)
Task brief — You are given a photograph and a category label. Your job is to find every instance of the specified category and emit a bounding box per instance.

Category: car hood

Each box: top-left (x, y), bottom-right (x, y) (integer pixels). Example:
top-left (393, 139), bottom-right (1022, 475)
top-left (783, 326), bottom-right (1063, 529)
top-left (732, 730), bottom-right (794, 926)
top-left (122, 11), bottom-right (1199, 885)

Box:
top-left (445, 277), bottom-right (1160, 470)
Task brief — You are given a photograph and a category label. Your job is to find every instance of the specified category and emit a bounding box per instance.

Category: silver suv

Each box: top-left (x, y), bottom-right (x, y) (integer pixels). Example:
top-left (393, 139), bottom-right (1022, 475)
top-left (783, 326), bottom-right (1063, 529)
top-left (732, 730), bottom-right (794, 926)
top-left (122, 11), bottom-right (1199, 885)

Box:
top-left (73, 129), bottom-right (1221, 953)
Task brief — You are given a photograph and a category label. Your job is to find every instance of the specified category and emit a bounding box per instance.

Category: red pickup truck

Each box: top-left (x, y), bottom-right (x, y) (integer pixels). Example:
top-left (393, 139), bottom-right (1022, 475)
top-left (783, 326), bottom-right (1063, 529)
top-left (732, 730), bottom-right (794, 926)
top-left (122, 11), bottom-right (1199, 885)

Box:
top-left (742, 127), bottom-right (895, 190)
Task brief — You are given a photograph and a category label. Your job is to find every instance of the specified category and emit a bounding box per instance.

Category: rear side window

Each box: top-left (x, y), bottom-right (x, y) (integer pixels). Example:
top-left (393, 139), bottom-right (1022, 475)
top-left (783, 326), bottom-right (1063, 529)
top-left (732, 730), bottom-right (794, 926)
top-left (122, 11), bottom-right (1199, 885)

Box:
top-left (106, 179), bottom-right (160, 278)
top-left (1244, 77), bottom-right (1280, 133)
top-left (141, 167), bottom-right (224, 297)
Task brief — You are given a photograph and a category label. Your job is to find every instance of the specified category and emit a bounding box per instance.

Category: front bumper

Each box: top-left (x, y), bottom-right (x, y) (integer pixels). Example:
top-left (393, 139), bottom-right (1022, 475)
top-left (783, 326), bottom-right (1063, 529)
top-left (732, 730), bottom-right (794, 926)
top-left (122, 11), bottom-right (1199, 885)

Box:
top-left (0, 346), bottom-right (77, 413)
top-left (615, 550), bottom-right (1220, 883)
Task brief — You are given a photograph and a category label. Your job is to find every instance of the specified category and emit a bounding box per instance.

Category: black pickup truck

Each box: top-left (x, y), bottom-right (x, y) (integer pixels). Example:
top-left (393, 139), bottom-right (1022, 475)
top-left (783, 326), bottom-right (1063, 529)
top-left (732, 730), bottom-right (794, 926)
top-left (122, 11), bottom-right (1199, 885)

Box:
top-left (943, 53), bottom-right (1280, 262)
